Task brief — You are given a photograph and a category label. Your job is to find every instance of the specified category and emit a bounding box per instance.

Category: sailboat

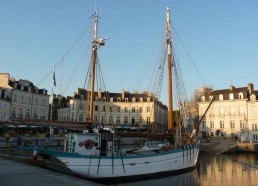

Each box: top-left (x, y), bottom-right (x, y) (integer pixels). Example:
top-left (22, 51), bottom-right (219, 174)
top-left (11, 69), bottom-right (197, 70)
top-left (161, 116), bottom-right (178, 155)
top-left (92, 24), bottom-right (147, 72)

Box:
top-left (19, 7), bottom-right (199, 180)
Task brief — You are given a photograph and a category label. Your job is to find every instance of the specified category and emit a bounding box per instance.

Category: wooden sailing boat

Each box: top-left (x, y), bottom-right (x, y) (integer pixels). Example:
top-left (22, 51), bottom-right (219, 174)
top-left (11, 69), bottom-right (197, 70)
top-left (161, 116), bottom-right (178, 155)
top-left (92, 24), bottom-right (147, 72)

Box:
top-left (19, 7), bottom-right (199, 180)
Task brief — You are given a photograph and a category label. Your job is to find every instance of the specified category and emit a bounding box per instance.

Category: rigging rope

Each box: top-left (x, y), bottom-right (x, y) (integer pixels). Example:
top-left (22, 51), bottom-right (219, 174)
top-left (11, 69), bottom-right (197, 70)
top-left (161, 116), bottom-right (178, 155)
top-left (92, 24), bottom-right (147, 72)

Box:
top-left (171, 25), bottom-right (207, 87)
top-left (36, 25), bottom-right (91, 88)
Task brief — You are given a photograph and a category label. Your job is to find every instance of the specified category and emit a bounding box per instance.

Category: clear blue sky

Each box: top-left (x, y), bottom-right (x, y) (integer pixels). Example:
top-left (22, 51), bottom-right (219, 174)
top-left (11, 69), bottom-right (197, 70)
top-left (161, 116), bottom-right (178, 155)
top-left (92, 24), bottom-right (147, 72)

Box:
top-left (1, 0), bottom-right (258, 105)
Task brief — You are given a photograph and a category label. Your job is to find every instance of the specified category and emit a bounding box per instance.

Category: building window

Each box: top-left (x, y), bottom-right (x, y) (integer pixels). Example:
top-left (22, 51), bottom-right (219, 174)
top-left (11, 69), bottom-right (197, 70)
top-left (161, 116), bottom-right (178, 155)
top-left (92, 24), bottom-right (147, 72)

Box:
top-left (33, 110), bottom-right (38, 119)
top-left (139, 107), bottom-right (143, 112)
top-left (116, 116), bottom-right (120, 124)
top-left (19, 108), bottom-right (23, 118)
top-left (239, 105), bottom-right (245, 116)
top-left (71, 114), bottom-right (74, 121)
top-left (95, 105), bottom-right (98, 111)
top-left (12, 107), bottom-right (16, 117)
top-left (219, 94), bottom-right (223, 101)
top-left (132, 107), bottom-right (136, 112)
top-left (230, 106), bottom-right (235, 117)
top-left (131, 116), bottom-right (135, 124)
top-left (94, 115), bottom-right (98, 122)
top-left (240, 120), bottom-right (245, 129)
top-left (147, 107), bottom-right (150, 112)
top-left (124, 116), bottom-right (128, 123)
top-left (251, 107), bottom-right (257, 117)
top-left (229, 93), bottom-right (234, 100)
top-left (210, 121), bottom-right (214, 129)
top-left (147, 116), bottom-right (150, 124)
top-left (220, 121), bottom-right (224, 129)
top-left (239, 93), bottom-right (243, 99)
top-left (102, 106), bottom-right (105, 112)
top-left (253, 135), bottom-right (258, 141)
top-left (109, 116), bottom-right (113, 123)
top-left (252, 124), bottom-right (258, 131)
top-left (26, 109), bottom-right (30, 118)
top-left (139, 116), bottom-right (143, 124)
top-left (79, 104), bottom-right (84, 110)
top-left (117, 107), bottom-right (120, 112)
top-left (219, 107), bottom-right (224, 117)
top-left (125, 107), bottom-right (128, 112)
top-left (79, 114), bottom-right (83, 122)
top-left (230, 121), bottom-right (235, 129)
top-left (202, 121), bottom-right (206, 129)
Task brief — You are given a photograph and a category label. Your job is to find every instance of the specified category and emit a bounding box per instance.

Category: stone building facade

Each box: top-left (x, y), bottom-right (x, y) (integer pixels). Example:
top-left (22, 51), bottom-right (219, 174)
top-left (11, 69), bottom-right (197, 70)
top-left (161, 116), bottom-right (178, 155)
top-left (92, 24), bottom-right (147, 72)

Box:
top-left (0, 73), bottom-right (49, 121)
top-left (0, 88), bottom-right (11, 121)
top-left (198, 83), bottom-right (258, 141)
top-left (57, 88), bottom-right (168, 133)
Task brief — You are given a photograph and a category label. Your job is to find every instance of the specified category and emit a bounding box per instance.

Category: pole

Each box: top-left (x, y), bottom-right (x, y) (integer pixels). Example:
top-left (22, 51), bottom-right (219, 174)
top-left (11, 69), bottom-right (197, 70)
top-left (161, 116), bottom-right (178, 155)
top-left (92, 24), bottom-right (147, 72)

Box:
top-left (166, 7), bottom-right (173, 135)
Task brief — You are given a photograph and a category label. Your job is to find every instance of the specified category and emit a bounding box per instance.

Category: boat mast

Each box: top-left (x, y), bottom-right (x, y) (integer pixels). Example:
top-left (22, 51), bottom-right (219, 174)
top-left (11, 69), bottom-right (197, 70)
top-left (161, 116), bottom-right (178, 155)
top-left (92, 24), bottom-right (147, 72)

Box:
top-left (89, 13), bottom-right (98, 128)
top-left (166, 7), bottom-right (174, 135)
top-left (89, 12), bottom-right (108, 129)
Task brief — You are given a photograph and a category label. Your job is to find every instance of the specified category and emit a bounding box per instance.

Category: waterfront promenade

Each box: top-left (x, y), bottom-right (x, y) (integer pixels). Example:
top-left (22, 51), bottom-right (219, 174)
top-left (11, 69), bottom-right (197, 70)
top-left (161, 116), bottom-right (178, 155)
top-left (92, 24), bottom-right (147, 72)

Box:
top-left (0, 136), bottom-right (104, 186)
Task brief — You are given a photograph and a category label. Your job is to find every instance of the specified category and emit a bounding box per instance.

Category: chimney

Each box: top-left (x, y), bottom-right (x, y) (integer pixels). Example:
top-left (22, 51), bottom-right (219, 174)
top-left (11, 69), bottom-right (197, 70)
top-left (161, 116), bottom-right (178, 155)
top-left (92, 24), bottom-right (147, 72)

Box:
top-left (122, 89), bottom-right (125, 100)
top-left (248, 83), bottom-right (254, 95)
top-left (229, 85), bottom-right (235, 91)
top-left (98, 89), bottom-right (101, 99)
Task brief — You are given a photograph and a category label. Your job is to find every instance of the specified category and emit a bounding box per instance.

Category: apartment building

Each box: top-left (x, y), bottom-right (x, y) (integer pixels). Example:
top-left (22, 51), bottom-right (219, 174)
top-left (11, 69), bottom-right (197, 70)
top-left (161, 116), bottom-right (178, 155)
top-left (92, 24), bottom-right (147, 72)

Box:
top-left (57, 88), bottom-right (168, 133)
top-left (0, 73), bottom-right (50, 121)
top-left (198, 83), bottom-right (258, 141)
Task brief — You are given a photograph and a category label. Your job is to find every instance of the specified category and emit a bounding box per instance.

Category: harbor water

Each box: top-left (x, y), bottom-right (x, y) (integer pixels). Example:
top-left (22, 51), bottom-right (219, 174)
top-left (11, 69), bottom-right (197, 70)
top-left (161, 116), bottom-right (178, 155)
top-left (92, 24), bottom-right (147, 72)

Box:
top-left (108, 152), bottom-right (258, 186)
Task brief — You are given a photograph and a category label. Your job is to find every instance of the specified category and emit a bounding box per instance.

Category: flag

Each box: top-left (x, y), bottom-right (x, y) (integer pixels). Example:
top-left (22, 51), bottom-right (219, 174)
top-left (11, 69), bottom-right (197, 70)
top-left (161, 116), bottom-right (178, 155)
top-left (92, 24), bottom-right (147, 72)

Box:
top-left (53, 70), bottom-right (56, 87)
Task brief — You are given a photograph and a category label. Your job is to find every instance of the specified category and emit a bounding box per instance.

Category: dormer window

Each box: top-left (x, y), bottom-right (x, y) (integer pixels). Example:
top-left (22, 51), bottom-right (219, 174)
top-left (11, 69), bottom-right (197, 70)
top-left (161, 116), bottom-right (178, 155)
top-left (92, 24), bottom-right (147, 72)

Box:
top-left (209, 95), bottom-right (213, 101)
top-left (147, 97), bottom-right (151, 102)
top-left (102, 97), bottom-right (106, 102)
top-left (125, 98), bottom-right (128, 102)
top-left (219, 94), bottom-right (223, 101)
top-left (117, 98), bottom-right (121, 102)
top-left (140, 97), bottom-right (143, 102)
top-left (95, 96), bottom-right (98, 101)
top-left (239, 92), bottom-right (243, 99)
top-left (229, 93), bottom-right (234, 100)
top-left (201, 96), bottom-right (205, 102)
top-left (132, 97), bottom-right (136, 102)
top-left (110, 97), bottom-right (113, 102)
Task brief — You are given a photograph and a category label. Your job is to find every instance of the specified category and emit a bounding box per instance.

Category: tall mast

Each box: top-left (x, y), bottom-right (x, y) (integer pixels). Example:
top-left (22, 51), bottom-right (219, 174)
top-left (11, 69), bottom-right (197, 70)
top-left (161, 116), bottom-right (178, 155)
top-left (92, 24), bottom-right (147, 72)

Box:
top-left (89, 12), bottom-right (108, 129)
top-left (166, 7), bottom-right (173, 135)
top-left (89, 13), bottom-right (98, 128)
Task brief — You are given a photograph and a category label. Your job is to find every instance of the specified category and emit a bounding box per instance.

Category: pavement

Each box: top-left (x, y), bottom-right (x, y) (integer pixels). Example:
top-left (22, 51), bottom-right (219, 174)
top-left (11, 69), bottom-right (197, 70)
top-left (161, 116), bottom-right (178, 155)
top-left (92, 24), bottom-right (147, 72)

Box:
top-left (199, 136), bottom-right (238, 153)
top-left (0, 156), bottom-right (104, 186)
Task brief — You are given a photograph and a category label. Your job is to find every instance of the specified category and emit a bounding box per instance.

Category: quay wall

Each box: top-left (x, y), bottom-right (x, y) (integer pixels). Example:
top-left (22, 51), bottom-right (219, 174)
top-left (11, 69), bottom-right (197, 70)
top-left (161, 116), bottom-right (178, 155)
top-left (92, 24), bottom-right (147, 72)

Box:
top-left (236, 142), bottom-right (258, 152)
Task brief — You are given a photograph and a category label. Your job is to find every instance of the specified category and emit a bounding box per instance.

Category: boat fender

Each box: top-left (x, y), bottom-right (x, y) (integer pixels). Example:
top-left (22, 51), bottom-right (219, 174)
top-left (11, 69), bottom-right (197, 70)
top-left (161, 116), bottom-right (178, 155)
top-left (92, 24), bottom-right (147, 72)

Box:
top-left (84, 139), bottom-right (95, 149)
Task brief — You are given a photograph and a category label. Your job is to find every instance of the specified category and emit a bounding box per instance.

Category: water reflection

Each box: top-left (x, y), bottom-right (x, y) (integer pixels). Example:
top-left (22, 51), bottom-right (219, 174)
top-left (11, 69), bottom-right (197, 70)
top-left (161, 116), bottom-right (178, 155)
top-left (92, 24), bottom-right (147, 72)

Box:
top-left (113, 169), bottom-right (198, 186)
top-left (198, 152), bottom-right (258, 186)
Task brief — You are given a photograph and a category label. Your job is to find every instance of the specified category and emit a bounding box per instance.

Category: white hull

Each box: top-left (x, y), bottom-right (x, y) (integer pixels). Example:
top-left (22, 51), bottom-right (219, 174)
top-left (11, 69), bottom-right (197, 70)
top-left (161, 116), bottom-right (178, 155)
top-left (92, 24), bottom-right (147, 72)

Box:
top-left (56, 144), bottom-right (199, 179)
